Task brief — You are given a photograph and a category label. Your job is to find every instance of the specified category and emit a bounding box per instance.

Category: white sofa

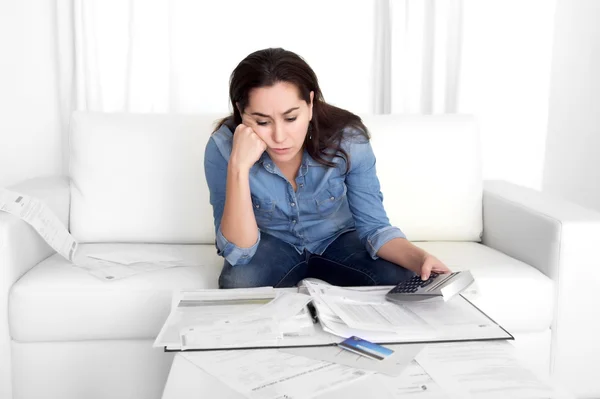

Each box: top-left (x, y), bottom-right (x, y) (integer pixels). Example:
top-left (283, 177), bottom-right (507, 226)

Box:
top-left (1, 112), bottom-right (599, 399)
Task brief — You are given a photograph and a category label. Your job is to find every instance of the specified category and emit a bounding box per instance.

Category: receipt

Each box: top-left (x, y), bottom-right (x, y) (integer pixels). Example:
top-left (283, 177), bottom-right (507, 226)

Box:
top-left (0, 188), bottom-right (78, 261)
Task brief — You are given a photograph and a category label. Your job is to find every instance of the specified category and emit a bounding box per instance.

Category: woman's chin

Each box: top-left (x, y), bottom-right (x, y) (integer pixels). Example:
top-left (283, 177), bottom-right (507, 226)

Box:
top-left (268, 148), bottom-right (299, 162)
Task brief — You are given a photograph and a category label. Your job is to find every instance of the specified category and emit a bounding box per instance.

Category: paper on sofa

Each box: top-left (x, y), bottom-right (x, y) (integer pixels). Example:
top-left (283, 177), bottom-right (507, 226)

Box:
top-left (0, 187), bottom-right (78, 261)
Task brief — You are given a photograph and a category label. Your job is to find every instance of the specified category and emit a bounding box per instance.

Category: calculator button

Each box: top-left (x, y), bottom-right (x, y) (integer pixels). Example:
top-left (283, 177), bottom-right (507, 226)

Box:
top-left (421, 278), bottom-right (434, 287)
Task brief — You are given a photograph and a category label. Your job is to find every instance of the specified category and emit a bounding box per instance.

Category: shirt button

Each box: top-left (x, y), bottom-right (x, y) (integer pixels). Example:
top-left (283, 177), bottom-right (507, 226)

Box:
top-left (330, 196), bottom-right (335, 200)
top-left (299, 183), bottom-right (304, 188)
top-left (255, 204), bottom-right (260, 208)
top-left (292, 219), bottom-right (297, 223)
top-left (290, 202), bottom-right (295, 207)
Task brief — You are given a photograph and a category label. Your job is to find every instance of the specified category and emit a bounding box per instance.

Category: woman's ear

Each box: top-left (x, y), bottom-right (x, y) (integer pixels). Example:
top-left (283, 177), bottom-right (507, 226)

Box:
top-left (308, 91), bottom-right (314, 120)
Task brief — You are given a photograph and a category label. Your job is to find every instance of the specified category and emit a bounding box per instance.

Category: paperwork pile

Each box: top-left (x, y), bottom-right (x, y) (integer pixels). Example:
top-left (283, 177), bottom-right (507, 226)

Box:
top-left (302, 280), bottom-right (510, 344)
top-left (155, 280), bottom-right (512, 352)
top-left (156, 286), bottom-right (573, 399)
top-left (154, 287), bottom-right (320, 351)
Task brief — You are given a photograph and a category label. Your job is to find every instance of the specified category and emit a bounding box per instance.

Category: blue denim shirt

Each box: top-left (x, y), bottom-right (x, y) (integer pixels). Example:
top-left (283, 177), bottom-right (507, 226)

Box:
top-left (204, 122), bottom-right (406, 266)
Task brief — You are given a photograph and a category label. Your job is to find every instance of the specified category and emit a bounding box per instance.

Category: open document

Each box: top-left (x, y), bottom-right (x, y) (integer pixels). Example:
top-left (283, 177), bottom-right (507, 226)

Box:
top-left (156, 283), bottom-right (512, 352)
top-left (303, 281), bottom-right (512, 344)
top-left (0, 188), bottom-right (78, 261)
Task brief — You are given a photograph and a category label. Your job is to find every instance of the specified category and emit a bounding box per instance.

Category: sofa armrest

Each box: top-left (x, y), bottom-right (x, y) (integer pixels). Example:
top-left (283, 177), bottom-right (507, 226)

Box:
top-left (0, 175), bottom-right (70, 399)
top-left (482, 179), bottom-right (600, 397)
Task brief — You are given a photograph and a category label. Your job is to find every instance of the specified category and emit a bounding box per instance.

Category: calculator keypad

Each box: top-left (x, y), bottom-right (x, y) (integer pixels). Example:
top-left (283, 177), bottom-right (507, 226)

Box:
top-left (389, 273), bottom-right (439, 294)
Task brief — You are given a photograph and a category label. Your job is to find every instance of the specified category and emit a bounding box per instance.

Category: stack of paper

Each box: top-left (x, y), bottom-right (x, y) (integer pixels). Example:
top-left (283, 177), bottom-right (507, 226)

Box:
top-left (154, 288), bottom-right (317, 351)
top-left (303, 280), bottom-right (511, 344)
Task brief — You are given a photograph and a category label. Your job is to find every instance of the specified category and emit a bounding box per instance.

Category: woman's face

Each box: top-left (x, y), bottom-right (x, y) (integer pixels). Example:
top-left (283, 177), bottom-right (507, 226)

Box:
top-left (241, 81), bottom-right (313, 167)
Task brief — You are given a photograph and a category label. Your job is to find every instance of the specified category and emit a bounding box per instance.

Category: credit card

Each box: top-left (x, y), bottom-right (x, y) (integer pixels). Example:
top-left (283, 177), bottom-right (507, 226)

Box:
top-left (337, 336), bottom-right (394, 360)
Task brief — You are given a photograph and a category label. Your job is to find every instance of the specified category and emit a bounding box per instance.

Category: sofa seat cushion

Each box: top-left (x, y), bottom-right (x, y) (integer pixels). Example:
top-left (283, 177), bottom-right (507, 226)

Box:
top-left (415, 241), bottom-right (554, 333)
top-left (9, 243), bottom-right (223, 342)
top-left (9, 242), bottom-right (553, 343)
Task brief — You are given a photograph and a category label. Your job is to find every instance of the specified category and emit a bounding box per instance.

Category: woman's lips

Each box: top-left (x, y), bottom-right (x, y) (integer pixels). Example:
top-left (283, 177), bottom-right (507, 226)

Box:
top-left (271, 148), bottom-right (290, 154)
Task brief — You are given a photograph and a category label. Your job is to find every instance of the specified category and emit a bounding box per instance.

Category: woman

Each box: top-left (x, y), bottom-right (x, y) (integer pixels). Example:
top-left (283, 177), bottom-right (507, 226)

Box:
top-left (205, 48), bottom-right (450, 289)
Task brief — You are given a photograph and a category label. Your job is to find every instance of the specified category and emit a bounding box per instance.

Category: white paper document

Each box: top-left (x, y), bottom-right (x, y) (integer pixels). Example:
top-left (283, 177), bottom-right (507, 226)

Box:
top-left (377, 359), bottom-right (450, 399)
top-left (280, 343), bottom-right (424, 377)
top-left (303, 281), bottom-right (509, 344)
top-left (0, 188), bottom-right (78, 261)
top-left (155, 288), bottom-right (276, 349)
top-left (155, 289), bottom-right (325, 350)
top-left (72, 245), bottom-right (198, 281)
top-left (181, 349), bottom-right (373, 399)
top-left (181, 318), bottom-right (283, 350)
top-left (86, 247), bottom-right (183, 265)
top-left (416, 341), bottom-right (575, 399)
top-left (179, 293), bottom-right (316, 349)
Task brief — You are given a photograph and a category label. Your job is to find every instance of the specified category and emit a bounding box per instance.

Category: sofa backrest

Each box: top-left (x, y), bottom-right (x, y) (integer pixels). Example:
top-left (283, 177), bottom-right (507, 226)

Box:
top-left (362, 115), bottom-right (482, 242)
top-left (69, 112), bottom-right (482, 244)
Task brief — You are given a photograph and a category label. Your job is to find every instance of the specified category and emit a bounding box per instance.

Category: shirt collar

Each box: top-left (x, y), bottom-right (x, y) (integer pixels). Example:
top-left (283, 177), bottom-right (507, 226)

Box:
top-left (256, 148), bottom-right (320, 174)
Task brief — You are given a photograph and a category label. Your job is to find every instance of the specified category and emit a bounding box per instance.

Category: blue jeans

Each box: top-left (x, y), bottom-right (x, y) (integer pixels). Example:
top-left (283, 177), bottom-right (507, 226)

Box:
top-left (218, 230), bottom-right (415, 288)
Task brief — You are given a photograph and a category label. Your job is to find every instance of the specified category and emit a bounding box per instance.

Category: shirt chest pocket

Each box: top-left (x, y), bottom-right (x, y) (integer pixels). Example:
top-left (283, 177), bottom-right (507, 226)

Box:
top-left (251, 195), bottom-right (275, 223)
top-left (315, 183), bottom-right (346, 217)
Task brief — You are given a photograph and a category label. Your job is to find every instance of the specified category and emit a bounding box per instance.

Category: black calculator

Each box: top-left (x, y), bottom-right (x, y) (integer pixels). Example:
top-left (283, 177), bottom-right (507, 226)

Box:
top-left (385, 270), bottom-right (474, 303)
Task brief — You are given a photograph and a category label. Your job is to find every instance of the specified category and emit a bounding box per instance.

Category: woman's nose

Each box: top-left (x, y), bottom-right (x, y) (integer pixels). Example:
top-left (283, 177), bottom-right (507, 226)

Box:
top-left (272, 124), bottom-right (286, 143)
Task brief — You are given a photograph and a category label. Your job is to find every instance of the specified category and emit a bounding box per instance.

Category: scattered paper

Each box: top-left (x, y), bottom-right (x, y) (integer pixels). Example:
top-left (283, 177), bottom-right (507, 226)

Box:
top-left (72, 245), bottom-right (198, 281)
top-left (280, 343), bottom-right (424, 377)
top-left (181, 349), bottom-right (373, 399)
top-left (86, 247), bottom-right (183, 265)
top-left (0, 188), bottom-right (78, 261)
top-left (376, 360), bottom-right (449, 398)
top-left (416, 341), bottom-right (575, 399)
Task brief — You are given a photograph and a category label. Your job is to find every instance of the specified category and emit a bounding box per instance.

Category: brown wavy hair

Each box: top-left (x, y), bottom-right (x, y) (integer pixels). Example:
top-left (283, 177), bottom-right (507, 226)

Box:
top-left (215, 48), bottom-right (369, 172)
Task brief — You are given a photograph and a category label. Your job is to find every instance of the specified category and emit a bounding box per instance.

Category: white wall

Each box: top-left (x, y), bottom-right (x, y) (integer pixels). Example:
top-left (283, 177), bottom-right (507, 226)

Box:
top-left (0, 1), bottom-right (64, 188)
top-left (543, 0), bottom-right (600, 212)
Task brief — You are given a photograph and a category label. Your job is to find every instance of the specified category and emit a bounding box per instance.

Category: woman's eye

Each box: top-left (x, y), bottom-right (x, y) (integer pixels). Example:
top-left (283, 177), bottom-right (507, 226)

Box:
top-left (286, 117), bottom-right (297, 122)
top-left (256, 121), bottom-right (269, 126)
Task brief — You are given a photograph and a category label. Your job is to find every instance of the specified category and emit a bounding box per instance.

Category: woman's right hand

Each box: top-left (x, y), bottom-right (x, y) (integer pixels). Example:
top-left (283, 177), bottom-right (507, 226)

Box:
top-left (229, 123), bottom-right (267, 171)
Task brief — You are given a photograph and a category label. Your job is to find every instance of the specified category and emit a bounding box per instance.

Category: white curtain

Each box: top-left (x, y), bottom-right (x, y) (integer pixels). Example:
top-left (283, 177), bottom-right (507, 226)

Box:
top-left (55, 0), bottom-right (462, 117)
top-left (55, 0), bottom-right (387, 115)
top-left (389, 0), bottom-right (463, 114)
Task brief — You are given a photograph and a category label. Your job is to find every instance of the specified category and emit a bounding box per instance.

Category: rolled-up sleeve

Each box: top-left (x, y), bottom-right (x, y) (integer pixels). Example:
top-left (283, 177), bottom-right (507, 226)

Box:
top-left (343, 137), bottom-right (407, 259)
top-left (215, 225), bottom-right (261, 266)
top-left (204, 136), bottom-right (260, 266)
